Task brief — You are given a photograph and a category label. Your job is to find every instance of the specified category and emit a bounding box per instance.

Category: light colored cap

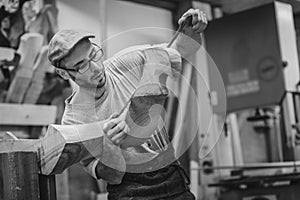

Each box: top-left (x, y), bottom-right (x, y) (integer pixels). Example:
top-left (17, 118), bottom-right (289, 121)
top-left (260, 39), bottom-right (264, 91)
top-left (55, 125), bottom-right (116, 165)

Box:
top-left (48, 29), bottom-right (95, 67)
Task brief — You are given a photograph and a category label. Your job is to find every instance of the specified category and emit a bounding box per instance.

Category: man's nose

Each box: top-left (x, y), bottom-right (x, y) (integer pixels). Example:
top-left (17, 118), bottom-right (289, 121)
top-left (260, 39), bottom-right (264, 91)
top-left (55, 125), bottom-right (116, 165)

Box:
top-left (90, 62), bottom-right (102, 73)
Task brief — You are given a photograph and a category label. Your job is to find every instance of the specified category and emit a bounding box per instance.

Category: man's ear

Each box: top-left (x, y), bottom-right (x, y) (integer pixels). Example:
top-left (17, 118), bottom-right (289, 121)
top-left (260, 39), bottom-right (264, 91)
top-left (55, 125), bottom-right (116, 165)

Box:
top-left (55, 68), bottom-right (71, 80)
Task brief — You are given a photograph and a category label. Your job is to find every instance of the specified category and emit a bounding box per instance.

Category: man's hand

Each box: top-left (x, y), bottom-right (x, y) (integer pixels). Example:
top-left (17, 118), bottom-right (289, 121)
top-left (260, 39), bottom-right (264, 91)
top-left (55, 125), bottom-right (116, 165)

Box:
top-left (103, 113), bottom-right (129, 146)
top-left (171, 8), bottom-right (208, 58)
top-left (179, 8), bottom-right (208, 34)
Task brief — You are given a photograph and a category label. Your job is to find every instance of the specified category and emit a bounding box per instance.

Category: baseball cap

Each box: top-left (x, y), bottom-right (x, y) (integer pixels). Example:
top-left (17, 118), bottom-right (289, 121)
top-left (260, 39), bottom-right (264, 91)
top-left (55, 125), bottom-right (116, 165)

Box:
top-left (48, 29), bottom-right (95, 68)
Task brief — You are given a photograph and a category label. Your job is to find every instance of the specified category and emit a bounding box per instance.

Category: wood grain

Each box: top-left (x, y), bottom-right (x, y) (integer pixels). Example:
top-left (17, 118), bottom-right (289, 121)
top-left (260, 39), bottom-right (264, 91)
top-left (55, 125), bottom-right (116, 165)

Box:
top-left (0, 152), bottom-right (40, 200)
top-left (0, 103), bottom-right (57, 126)
top-left (23, 46), bottom-right (53, 104)
top-left (5, 33), bottom-right (43, 103)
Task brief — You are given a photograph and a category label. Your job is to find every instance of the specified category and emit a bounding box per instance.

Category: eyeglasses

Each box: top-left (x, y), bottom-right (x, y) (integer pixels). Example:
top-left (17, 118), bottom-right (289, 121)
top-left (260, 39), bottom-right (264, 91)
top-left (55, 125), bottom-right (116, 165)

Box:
top-left (57, 43), bottom-right (103, 74)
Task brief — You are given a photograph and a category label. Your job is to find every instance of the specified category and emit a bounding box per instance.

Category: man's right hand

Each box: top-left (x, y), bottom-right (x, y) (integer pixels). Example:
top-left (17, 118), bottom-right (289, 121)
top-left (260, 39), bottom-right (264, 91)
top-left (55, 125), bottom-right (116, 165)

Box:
top-left (103, 113), bottom-right (129, 146)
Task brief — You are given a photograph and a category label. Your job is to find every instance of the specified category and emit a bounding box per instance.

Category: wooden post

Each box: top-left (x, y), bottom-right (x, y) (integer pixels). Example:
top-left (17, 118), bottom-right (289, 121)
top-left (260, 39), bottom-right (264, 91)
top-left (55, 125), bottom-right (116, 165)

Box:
top-left (99, 0), bottom-right (107, 59)
top-left (0, 103), bottom-right (58, 199)
top-left (0, 152), bottom-right (40, 200)
top-left (39, 175), bottom-right (57, 200)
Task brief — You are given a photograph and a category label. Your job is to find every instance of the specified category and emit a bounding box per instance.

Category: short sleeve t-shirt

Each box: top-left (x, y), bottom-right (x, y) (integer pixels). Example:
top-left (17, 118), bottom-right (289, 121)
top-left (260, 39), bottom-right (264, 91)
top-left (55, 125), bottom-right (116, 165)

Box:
top-left (61, 44), bottom-right (181, 177)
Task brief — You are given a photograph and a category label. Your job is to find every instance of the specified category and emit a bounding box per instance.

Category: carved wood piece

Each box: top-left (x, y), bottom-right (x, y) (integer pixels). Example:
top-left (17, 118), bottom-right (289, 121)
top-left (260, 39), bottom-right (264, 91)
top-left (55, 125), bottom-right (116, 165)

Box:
top-left (5, 33), bottom-right (43, 103)
top-left (0, 152), bottom-right (40, 200)
top-left (0, 47), bottom-right (178, 175)
top-left (23, 45), bottom-right (52, 104)
top-left (0, 103), bottom-right (57, 126)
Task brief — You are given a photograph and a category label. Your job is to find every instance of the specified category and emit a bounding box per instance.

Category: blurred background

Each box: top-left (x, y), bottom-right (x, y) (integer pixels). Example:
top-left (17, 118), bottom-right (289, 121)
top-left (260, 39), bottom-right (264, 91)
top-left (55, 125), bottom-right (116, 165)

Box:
top-left (0, 0), bottom-right (300, 200)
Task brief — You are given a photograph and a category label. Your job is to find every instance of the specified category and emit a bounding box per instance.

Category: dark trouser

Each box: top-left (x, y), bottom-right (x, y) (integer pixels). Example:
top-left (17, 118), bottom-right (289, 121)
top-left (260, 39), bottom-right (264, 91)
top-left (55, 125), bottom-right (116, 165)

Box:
top-left (107, 162), bottom-right (195, 200)
top-left (162, 190), bottom-right (195, 200)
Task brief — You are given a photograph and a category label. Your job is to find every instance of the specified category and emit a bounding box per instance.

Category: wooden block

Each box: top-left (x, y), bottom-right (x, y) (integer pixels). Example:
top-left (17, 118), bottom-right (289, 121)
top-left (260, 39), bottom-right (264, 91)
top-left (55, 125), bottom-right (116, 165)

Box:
top-left (16, 33), bottom-right (44, 71)
top-left (5, 33), bottom-right (43, 103)
top-left (24, 84), bottom-right (44, 104)
top-left (0, 122), bottom-right (106, 175)
top-left (0, 120), bottom-right (158, 175)
top-left (5, 77), bottom-right (32, 103)
top-left (0, 103), bottom-right (57, 125)
top-left (24, 46), bottom-right (53, 104)
top-left (0, 152), bottom-right (40, 200)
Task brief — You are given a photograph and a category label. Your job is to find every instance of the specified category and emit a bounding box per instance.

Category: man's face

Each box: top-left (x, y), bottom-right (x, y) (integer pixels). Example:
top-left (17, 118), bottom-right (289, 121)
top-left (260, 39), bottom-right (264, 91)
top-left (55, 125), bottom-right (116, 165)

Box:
top-left (58, 40), bottom-right (105, 89)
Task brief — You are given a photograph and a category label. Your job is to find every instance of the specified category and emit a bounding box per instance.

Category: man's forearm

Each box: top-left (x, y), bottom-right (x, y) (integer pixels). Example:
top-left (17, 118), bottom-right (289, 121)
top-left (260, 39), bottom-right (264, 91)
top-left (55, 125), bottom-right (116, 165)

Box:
top-left (171, 31), bottom-right (202, 58)
top-left (170, 8), bottom-right (207, 58)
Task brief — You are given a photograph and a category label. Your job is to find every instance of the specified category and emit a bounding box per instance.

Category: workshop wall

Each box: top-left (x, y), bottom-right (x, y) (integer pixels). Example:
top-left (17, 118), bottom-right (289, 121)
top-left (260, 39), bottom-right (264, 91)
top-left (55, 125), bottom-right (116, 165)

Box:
top-left (106, 0), bottom-right (173, 56)
top-left (57, 0), bottom-right (173, 57)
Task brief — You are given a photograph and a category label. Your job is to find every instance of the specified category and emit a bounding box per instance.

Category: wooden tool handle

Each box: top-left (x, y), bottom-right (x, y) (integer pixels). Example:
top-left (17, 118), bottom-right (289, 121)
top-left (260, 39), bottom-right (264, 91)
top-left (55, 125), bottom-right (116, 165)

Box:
top-left (167, 15), bottom-right (193, 48)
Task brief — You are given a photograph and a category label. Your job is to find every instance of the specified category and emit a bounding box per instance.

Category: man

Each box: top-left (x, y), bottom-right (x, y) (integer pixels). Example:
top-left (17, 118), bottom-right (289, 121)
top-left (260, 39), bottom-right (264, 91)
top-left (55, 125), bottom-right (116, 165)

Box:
top-left (48, 8), bottom-right (207, 200)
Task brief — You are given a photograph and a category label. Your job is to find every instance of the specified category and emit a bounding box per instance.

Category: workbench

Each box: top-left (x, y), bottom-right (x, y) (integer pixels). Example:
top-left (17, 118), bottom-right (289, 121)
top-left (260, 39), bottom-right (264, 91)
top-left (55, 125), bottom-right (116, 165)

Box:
top-left (210, 167), bottom-right (300, 200)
